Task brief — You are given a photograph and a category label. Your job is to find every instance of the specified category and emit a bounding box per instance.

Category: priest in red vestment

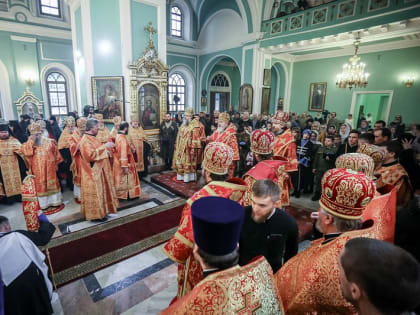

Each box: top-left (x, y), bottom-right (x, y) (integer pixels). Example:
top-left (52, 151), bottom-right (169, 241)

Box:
top-left (68, 118), bottom-right (87, 203)
top-left (272, 111), bottom-right (298, 173)
top-left (275, 168), bottom-right (378, 314)
top-left (161, 196), bottom-right (284, 314)
top-left (22, 122), bottom-right (64, 214)
top-left (113, 122), bottom-right (141, 199)
top-left (207, 112), bottom-right (239, 177)
top-left (163, 141), bottom-right (247, 300)
top-left (242, 129), bottom-right (291, 207)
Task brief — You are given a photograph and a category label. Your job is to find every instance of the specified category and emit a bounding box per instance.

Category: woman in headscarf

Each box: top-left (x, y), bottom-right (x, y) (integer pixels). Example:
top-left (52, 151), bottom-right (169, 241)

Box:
top-left (339, 123), bottom-right (351, 144)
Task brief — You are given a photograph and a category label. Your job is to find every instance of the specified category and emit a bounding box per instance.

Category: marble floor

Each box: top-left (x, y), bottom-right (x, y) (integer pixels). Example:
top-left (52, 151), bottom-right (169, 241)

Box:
top-left (55, 243), bottom-right (177, 315)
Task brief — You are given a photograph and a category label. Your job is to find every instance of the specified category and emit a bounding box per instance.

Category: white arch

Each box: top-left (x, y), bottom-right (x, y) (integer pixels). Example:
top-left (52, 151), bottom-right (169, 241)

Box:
top-left (263, 0), bottom-right (275, 21)
top-left (169, 64), bottom-right (195, 109)
top-left (199, 54), bottom-right (241, 99)
top-left (198, 9), bottom-right (246, 47)
top-left (209, 70), bottom-right (233, 107)
top-left (40, 63), bottom-right (77, 118)
top-left (272, 60), bottom-right (290, 111)
top-left (0, 60), bottom-right (14, 120)
top-left (171, 0), bottom-right (193, 41)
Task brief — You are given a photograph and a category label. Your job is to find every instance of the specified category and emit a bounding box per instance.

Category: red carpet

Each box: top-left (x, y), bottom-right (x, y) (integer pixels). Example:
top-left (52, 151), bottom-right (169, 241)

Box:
top-left (151, 171), bottom-right (204, 199)
top-left (46, 201), bottom-right (184, 286)
top-left (285, 205), bottom-right (315, 241)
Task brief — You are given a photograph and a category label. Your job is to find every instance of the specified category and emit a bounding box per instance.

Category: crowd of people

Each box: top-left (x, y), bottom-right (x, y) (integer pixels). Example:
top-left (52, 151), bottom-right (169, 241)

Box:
top-left (1, 105), bottom-right (420, 314)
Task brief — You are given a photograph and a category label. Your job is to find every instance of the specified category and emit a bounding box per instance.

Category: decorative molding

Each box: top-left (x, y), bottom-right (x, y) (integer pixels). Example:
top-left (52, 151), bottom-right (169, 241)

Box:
top-left (290, 38), bottom-right (420, 62)
top-left (337, 0), bottom-right (356, 20)
top-left (0, 19), bottom-right (71, 39)
top-left (40, 42), bottom-right (72, 61)
top-left (0, 3), bottom-right (70, 29)
top-left (260, 4), bottom-right (420, 42)
top-left (262, 17), bottom-right (420, 55)
top-left (367, 0), bottom-right (390, 13)
top-left (167, 37), bottom-right (198, 48)
top-left (167, 52), bottom-right (197, 61)
top-left (241, 44), bottom-right (256, 84)
top-left (10, 35), bottom-right (36, 42)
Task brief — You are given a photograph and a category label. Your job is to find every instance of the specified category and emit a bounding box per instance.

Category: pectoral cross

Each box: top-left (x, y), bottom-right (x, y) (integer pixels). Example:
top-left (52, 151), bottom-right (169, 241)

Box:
top-left (144, 22), bottom-right (156, 43)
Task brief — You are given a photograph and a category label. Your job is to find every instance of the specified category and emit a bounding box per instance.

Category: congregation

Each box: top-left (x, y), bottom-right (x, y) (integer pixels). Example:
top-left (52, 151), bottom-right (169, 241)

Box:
top-left (1, 105), bottom-right (420, 314)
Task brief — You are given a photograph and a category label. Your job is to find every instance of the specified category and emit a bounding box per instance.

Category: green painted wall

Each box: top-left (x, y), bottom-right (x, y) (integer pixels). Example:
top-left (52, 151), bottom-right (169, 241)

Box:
top-left (167, 53), bottom-right (196, 74)
top-left (209, 64), bottom-right (241, 109)
top-left (131, 1), bottom-right (158, 60)
top-left (90, 0), bottom-right (122, 76)
top-left (0, 30), bottom-right (73, 118)
top-left (289, 46), bottom-right (420, 125)
top-left (75, 6), bottom-right (87, 105)
top-left (355, 93), bottom-right (389, 126)
top-left (243, 48), bottom-right (253, 84)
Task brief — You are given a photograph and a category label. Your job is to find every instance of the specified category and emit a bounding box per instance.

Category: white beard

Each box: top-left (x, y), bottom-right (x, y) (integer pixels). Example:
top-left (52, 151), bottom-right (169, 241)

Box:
top-left (182, 119), bottom-right (190, 127)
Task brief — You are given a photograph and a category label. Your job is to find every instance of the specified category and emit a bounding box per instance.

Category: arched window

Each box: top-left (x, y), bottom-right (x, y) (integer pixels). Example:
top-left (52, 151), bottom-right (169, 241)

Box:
top-left (211, 73), bottom-right (229, 87)
top-left (171, 6), bottom-right (182, 38)
top-left (168, 73), bottom-right (185, 114)
top-left (39, 0), bottom-right (61, 17)
top-left (46, 72), bottom-right (69, 118)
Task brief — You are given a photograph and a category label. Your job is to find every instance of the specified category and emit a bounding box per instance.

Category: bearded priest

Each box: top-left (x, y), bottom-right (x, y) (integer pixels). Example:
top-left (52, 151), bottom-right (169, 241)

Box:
top-left (172, 108), bottom-right (204, 183)
top-left (207, 112), bottom-right (239, 177)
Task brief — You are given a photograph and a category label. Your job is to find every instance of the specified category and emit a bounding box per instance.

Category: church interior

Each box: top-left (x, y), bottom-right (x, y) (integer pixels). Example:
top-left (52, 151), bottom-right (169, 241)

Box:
top-left (1, 0), bottom-right (420, 314)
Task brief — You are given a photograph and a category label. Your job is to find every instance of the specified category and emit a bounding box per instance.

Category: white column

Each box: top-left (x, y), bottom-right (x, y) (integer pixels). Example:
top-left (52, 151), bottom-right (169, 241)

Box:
top-left (120, 0), bottom-right (133, 117)
top-left (81, 0), bottom-right (94, 105)
top-left (69, 1), bottom-right (82, 113)
top-left (252, 48), bottom-right (265, 114)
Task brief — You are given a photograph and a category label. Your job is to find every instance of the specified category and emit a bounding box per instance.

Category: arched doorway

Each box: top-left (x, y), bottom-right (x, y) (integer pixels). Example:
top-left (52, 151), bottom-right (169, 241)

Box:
top-left (207, 57), bottom-right (241, 114)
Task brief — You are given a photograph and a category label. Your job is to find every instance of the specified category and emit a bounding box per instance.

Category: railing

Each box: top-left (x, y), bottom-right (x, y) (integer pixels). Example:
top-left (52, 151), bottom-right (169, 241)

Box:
top-left (261, 0), bottom-right (420, 40)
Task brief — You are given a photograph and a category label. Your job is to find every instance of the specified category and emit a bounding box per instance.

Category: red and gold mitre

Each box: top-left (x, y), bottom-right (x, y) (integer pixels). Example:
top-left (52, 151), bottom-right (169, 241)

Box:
top-left (94, 113), bottom-right (104, 122)
top-left (113, 116), bottom-right (122, 125)
top-left (357, 144), bottom-right (385, 168)
top-left (130, 114), bottom-right (139, 123)
top-left (218, 112), bottom-right (230, 123)
top-left (77, 117), bottom-right (87, 131)
top-left (64, 116), bottom-right (75, 127)
top-left (250, 129), bottom-right (275, 154)
top-left (202, 142), bottom-right (234, 175)
top-left (184, 108), bottom-right (194, 117)
top-left (335, 153), bottom-right (375, 179)
top-left (320, 168), bottom-right (375, 220)
top-left (28, 122), bottom-right (42, 135)
top-left (273, 111), bottom-right (289, 123)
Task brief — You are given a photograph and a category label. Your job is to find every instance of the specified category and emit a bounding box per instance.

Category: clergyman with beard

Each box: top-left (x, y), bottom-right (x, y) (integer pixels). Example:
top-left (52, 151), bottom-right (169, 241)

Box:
top-left (239, 179), bottom-right (298, 273)
top-left (172, 108), bottom-right (202, 183)
top-left (160, 113), bottom-right (178, 170)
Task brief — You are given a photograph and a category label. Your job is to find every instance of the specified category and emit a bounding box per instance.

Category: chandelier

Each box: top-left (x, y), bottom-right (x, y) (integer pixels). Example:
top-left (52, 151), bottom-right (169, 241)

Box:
top-left (336, 39), bottom-right (369, 89)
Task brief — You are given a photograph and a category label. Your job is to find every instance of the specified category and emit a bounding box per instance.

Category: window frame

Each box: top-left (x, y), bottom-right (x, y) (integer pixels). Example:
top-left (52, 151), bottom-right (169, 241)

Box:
top-left (46, 71), bottom-right (69, 118)
top-left (39, 0), bottom-right (62, 18)
top-left (168, 72), bottom-right (186, 114)
top-left (170, 5), bottom-right (183, 38)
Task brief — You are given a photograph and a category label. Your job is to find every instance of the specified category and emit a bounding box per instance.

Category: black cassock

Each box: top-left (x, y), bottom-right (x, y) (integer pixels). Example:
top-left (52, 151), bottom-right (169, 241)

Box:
top-left (1, 220), bottom-right (55, 315)
top-left (159, 121), bottom-right (178, 169)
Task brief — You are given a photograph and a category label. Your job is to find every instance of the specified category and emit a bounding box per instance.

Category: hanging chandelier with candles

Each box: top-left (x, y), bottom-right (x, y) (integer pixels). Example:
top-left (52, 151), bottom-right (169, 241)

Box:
top-left (336, 39), bottom-right (370, 89)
